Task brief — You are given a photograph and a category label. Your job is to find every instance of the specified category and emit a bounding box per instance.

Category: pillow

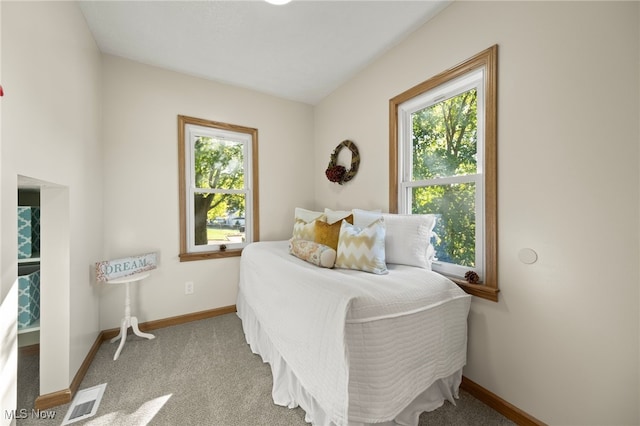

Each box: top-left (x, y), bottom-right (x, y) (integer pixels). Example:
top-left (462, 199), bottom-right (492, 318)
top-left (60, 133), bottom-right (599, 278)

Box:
top-left (352, 209), bottom-right (383, 229)
top-left (295, 207), bottom-right (324, 223)
top-left (332, 208), bottom-right (382, 226)
top-left (383, 214), bottom-right (437, 269)
top-left (289, 239), bottom-right (336, 268)
top-left (353, 209), bottom-right (436, 269)
top-left (323, 208), bottom-right (353, 224)
top-left (335, 218), bottom-right (387, 275)
top-left (293, 219), bottom-right (317, 241)
top-left (292, 208), bottom-right (326, 240)
top-left (314, 214), bottom-right (353, 250)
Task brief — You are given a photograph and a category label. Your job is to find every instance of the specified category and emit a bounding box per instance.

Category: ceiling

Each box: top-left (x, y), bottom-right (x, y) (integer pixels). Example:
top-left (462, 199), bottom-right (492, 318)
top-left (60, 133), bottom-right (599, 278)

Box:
top-left (78, 0), bottom-right (450, 105)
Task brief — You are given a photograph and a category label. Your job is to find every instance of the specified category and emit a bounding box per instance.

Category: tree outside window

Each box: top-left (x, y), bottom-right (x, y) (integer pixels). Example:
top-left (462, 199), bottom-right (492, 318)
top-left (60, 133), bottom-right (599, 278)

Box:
top-left (179, 115), bottom-right (259, 261)
top-left (390, 45), bottom-right (498, 301)
top-left (411, 88), bottom-right (479, 269)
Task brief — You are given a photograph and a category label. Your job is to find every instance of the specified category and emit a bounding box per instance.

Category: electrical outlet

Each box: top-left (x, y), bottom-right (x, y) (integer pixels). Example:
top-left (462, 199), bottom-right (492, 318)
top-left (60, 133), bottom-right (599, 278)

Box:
top-left (185, 281), bottom-right (194, 295)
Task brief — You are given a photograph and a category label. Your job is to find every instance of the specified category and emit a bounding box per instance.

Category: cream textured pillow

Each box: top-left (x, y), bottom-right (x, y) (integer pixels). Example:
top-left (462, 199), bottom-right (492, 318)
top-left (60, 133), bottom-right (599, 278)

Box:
top-left (383, 214), bottom-right (436, 269)
top-left (289, 238), bottom-right (336, 268)
top-left (335, 219), bottom-right (387, 275)
top-left (352, 209), bottom-right (383, 229)
top-left (295, 207), bottom-right (324, 223)
top-left (323, 208), bottom-right (353, 224)
top-left (353, 209), bottom-right (436, 269)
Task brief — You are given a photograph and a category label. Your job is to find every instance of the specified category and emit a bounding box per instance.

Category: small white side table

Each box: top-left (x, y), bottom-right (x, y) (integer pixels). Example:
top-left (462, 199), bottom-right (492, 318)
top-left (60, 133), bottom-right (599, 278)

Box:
top-left (107, 272), bottom-right (155, 360)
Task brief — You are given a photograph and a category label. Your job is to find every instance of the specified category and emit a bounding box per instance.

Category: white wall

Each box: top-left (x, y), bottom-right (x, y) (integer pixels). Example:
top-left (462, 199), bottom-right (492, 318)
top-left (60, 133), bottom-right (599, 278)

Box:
top-left (99, 55), bottom-right (314, 328)
top-left (1, 2), bottom-right (637, 425)
top-left (1, 0), bottom-right (103, 403)
top-left (0, 3), bottom-right (13, 425)
top-left (314, 2), bottom-right (639, 425)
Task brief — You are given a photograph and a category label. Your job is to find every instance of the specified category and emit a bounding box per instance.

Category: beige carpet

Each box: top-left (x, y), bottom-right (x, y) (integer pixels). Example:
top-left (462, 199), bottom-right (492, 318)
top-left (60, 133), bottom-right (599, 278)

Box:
top-left (17, 313), bottom-right (515, 425)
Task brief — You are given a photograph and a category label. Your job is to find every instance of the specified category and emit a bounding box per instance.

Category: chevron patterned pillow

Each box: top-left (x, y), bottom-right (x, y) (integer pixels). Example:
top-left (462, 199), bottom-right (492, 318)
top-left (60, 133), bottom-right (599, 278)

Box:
top-left (292, 208), bottom-right (326, 241)
top-left (292, 218), bottom-right (318, 241)
top-left (335, 218), bottom-right (388, 275)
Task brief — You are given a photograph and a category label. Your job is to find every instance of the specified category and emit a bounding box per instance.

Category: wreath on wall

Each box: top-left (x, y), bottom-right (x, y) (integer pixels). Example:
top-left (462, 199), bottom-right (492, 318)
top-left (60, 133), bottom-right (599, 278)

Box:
top-left (325, 140), bottom-right (360, 185)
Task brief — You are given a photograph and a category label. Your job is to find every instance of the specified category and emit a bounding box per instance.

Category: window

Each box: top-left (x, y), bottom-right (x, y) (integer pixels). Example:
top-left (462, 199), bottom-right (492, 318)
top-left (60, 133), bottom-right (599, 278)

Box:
top-left (389, 46), bottom-right (498, 301)
top-left (178, 115), bottom-right (259, 261)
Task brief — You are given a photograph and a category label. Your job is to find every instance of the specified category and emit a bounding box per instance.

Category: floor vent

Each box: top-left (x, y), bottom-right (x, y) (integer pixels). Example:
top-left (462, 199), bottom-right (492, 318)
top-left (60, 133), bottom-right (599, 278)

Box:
top-left (61, 383), bottom-right (107, 425)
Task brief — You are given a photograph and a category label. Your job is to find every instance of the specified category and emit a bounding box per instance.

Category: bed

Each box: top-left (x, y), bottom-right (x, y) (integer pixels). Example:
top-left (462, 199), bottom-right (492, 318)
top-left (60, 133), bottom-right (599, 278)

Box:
top-left (237, 228), bottom-right (471, 426)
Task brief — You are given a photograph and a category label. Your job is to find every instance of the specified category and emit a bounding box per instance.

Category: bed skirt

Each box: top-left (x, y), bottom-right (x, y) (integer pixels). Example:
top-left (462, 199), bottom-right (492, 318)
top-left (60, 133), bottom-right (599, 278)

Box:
top-left (237, 291), bottom-right (463, 426)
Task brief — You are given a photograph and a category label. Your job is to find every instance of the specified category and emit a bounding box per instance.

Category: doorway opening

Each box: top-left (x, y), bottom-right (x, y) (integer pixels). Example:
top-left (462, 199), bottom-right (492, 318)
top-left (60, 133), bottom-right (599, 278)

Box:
top-left (17, 175), bottom-right (70, 410)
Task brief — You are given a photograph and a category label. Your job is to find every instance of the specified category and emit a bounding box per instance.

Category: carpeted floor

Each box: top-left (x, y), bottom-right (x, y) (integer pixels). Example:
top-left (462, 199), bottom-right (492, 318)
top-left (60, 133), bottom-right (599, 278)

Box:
top-left (17, 313), bottom-right (515, 425)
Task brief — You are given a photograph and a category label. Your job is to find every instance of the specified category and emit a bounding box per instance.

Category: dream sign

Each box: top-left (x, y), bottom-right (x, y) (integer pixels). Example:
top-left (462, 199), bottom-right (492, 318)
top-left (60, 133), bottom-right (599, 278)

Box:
top-left (96, 252), bottom-right (158, 282)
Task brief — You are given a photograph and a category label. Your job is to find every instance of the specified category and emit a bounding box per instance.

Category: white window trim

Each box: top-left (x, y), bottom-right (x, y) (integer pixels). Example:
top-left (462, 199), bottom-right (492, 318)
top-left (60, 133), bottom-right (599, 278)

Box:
top-left (397, 69), bottom-right (486, 280)
top-left (184, 123), bottom-right (254, 253)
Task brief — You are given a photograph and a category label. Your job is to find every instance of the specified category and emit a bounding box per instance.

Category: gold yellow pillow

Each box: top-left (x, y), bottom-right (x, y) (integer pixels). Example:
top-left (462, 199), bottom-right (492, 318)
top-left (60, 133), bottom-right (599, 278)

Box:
top-left (314, 215), bottom-right (353, 250)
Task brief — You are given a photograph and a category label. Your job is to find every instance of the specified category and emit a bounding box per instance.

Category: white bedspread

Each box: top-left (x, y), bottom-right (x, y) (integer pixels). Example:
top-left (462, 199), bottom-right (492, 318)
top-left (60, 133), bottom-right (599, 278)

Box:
top-left (238, 241), bottom-right (471, 425)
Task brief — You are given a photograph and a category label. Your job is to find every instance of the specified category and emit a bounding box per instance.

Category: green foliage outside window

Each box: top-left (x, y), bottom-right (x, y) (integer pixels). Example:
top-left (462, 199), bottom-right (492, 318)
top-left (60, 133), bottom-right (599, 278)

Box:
top-left (193, 137), bottom-right (245, 245)
top-left (411, 89), bottom-right (478, 267)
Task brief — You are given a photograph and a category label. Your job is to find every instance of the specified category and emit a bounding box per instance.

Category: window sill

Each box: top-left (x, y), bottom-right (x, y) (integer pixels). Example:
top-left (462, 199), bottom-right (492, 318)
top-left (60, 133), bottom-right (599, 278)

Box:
top-left (449, 277), bottom-right (499, 302)
top-left (179, 248), bottom-right (243, 262)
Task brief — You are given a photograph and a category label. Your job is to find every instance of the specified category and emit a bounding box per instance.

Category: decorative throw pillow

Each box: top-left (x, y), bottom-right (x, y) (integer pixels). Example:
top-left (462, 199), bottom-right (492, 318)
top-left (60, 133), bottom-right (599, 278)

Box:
top-left (335, 218), bottom-right (387, 275)
top-left (293, 219), bottom-right (318, 241)
top-left (353, 209), bottom-right (437, 269)
top-left (289, 238), bottom-right (336, 268)
top-left (314, 215), bottom-right (353, 250)
top-left (352, 209), bottom-right (383, 229)
top-left (323, 208), bottom-right (353, 224)
top-left (292, 208), bottom-right (326, 241)
top-left (295, 207), bottom-right (325, 223)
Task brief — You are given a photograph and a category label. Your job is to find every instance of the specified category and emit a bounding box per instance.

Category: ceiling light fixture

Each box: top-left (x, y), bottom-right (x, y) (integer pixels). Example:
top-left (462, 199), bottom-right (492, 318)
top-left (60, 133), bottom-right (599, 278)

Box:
top-left (265, 0), bottom-right (292, 5)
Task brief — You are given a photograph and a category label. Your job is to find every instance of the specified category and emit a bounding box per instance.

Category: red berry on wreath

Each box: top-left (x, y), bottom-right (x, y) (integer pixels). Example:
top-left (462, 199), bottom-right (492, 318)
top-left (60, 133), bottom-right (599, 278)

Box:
top-left (325, 165), bottom-right (346, 183)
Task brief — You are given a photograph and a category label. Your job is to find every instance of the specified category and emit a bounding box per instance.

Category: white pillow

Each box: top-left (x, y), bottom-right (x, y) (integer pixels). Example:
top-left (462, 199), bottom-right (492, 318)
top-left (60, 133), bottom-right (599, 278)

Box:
top-left (352, 209), bottom-right (383, 229)
top-left (335, 219), bottom-right (387, 275)
top-left (324, 208), bottom-right (353, 224)
top-left (295, 207), bottom-right (324, 223)
top-left (383, 214), bottom-right (436, 269)
top-left (353, 209), bottom-right (436, 269)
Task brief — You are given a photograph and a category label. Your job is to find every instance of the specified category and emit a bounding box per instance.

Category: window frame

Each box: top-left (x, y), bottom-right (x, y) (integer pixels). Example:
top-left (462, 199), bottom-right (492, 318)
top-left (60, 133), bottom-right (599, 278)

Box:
top-left (389, 45), bottom-right (498, 302)
top-left (178, 115), bottom-right (259, 262)
top-left (398, 70), bottom-right (485, 280)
